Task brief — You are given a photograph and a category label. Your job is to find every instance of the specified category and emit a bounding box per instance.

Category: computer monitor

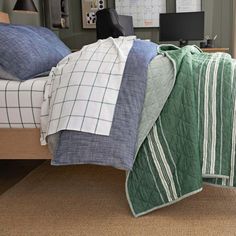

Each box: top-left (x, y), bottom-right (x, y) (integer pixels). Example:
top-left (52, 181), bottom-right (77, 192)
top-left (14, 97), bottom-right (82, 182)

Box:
top-left (159, 12), bottom-right (205, 47)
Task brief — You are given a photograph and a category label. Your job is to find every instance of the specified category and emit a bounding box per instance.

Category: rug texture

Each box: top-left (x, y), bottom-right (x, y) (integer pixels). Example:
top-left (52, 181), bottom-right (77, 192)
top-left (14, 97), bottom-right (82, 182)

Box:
top-left (0, 161), bottom-right (236, 236)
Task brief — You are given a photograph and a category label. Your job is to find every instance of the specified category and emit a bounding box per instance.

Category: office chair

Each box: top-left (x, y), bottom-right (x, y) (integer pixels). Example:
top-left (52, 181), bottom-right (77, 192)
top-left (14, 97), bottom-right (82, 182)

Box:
top-left (96, 8), bottom-right (134, 40)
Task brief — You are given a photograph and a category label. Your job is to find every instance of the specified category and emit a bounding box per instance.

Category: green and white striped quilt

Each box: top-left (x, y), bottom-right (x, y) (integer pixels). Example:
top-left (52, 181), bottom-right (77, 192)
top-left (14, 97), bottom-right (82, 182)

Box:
top-left (126, 45), bottom-right (236, 217)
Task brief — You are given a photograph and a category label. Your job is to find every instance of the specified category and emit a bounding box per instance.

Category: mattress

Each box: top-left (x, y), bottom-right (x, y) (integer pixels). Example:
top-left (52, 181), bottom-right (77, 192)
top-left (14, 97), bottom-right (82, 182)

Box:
top-left (0, 77), bottom-right (48, 128)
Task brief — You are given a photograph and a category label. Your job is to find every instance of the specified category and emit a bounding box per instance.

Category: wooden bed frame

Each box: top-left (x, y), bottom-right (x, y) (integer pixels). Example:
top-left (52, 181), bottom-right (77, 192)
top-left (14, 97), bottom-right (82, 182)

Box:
top-left (0, 11), bottom-right (10, 24)
top-left (0, 129), bottom-right (51, 160)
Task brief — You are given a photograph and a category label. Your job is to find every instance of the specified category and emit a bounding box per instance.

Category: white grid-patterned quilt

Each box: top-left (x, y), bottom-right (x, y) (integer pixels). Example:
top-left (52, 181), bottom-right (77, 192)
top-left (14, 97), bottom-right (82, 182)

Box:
top-left (0, 77), bottom-right (48, 128)
top-left (41, 36), bottom-right (135, 143)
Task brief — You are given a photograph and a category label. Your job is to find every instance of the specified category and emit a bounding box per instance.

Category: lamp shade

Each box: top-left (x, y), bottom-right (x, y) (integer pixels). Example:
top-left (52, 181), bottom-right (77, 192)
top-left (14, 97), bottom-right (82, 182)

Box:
top-left (13, 0), bottom-right (38, 13)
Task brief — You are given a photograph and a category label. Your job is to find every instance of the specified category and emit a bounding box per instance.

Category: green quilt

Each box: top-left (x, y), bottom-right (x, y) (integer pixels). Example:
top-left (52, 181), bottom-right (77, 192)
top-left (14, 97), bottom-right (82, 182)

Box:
top-left (126, 45), bottom-right (236, 217)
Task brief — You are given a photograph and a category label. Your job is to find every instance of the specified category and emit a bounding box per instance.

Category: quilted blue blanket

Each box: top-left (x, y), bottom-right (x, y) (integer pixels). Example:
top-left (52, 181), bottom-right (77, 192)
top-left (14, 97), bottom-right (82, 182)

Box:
top-left (49, 40), bottom-right (158, 170)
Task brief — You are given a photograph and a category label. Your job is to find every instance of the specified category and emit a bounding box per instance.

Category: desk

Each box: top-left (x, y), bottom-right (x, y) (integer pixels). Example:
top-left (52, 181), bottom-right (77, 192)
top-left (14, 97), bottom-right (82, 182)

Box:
top-left (201, 48), bottom-right (229, 53)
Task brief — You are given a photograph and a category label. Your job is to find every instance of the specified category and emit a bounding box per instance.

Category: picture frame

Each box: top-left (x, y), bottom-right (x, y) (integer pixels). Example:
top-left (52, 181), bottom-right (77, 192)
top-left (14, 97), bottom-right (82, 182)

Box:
top-left (176, 0), bottom-right (202, 13)
top-left (81, 0), bottom-right (106, 29)
top-left (115, 0), bottom-right (166, 28)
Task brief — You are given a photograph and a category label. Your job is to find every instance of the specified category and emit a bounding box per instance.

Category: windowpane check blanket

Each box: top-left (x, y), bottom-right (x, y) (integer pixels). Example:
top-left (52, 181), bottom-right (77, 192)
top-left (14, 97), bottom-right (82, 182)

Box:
top-left (42, 37), bottom-right (158, 170)
top-left (0, 77), bottom-right (47, 128)
top-left (126, 45), bottom-right (236, 217)
top-left (42, 37), bottom-right (135, 138)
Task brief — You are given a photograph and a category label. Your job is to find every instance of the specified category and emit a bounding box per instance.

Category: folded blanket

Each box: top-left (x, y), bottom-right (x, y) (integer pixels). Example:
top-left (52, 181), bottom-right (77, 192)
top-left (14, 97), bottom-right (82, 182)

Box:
top-left (41, 37), bottom-right (158, 170)
top-left (43, 36), bottom-right (135, 138)
top-left (126, 45), bottom-right (236, 217)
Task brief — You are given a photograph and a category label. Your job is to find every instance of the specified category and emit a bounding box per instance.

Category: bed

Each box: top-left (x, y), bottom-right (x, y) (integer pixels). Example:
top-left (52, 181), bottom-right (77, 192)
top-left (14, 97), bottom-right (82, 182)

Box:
top-left (0, 77), bottom-right (51, 159)
top-left (1, 20), bottom-right (236, 217)
top-left (0, 18), bottom-right (70, 160)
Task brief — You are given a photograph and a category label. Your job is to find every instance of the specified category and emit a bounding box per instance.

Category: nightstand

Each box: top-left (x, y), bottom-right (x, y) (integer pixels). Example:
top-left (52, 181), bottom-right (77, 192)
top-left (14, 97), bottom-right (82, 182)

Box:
top-left (201, 48), bottom-right (229, 53)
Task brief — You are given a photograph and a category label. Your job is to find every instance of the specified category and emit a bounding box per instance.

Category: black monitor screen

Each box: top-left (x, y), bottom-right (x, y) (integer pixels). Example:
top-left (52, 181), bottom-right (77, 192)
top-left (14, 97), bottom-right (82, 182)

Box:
top-left (159, 12), bottom-right (205, 42)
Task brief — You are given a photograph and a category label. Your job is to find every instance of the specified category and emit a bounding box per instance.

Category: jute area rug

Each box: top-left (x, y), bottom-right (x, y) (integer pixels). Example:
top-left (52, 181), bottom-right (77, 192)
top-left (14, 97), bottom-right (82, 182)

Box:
top-left (1, 161), bottom-right (236, 236)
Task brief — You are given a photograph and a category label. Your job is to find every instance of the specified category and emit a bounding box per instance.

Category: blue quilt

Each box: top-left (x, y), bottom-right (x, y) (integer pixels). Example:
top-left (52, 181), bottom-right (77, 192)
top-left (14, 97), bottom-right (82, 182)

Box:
top-left (50, 40), bottom-right (158, 170)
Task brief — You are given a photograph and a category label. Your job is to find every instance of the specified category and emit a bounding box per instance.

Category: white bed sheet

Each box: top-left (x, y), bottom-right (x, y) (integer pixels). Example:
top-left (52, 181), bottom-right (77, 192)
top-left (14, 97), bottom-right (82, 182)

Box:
top-left (0, 77), bottom-right (48, 128)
